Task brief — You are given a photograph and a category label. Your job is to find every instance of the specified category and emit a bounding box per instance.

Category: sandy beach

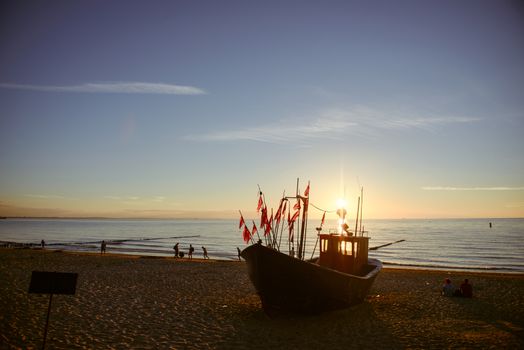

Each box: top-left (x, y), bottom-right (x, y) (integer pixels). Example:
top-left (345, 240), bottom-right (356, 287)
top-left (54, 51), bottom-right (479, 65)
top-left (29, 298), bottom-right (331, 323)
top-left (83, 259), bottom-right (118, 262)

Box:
top-left (1, 249), bottom-right (522, 349)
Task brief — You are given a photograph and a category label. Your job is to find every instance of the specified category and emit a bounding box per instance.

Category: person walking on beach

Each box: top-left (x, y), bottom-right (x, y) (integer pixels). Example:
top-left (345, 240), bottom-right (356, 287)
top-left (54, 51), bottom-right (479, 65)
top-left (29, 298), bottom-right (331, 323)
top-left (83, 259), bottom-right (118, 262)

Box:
top-left (188, 244), bottom-right (194, 259)
top-left (237, 247), bottom-right (242, 261)
top-left (173, 243), bottom-right (179, 258)
top-left (202, 246), bottom-right (209, 259)
top-left (442, 278), bottom-right (454, 296)
top-left (41, 239), bottom-right (45, 249)
top-left (101, 240), bottom-right (107, 254)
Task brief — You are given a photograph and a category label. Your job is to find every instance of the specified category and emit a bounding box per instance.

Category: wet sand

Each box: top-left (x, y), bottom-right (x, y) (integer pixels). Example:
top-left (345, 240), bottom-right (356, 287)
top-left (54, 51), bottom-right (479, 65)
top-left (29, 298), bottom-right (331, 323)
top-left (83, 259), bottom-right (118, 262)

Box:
top-left (1, 249), bottom-right (523, 349)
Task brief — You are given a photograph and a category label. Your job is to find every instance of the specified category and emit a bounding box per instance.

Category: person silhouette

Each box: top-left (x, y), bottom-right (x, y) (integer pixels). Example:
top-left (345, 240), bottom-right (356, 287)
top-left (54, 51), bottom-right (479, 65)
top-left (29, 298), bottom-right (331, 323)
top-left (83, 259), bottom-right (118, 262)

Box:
top-left (202, 246), bottom-right (209, 259)
top-left (237, 247), bottom-right (242, 261)
top-left (442, 278), bottom-right (454, 297)
top-left (460, 279), bottom-right (473, 298)
top-left (188, 244), bottom-right (194, 260)
top-left (173, 243), bottom-right (179, 258)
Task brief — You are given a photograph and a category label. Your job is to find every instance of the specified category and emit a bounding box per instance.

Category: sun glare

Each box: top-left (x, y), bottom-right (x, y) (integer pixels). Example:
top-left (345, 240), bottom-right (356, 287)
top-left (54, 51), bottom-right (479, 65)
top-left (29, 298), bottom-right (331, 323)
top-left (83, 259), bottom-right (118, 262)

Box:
top-left (336, 198), bottom-right (347, 209)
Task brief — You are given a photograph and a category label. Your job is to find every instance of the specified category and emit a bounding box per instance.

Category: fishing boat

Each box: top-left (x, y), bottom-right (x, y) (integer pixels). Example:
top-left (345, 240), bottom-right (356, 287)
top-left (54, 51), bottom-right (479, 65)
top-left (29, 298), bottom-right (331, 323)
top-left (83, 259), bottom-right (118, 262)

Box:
top-left (239, 181), bottom-right (382, 315)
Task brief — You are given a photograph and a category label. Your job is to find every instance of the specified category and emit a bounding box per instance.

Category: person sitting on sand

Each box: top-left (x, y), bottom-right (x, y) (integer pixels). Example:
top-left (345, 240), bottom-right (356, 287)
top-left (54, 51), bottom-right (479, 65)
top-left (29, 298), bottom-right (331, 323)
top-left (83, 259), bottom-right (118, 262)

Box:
top-left (101, 240), bottom-right (107, 254)
top-left (188, 244), bottom-right (194, 260)
top-left (173, 243), bottom-right (179, 258)
top-left (442, 278), bottom-right (454, 297)
top-left (202, 246), bottom-right (209, 259)
top-left (237, 247), bottom-right (241, 261)
top-left (460, 279), bottom-right (473, 298)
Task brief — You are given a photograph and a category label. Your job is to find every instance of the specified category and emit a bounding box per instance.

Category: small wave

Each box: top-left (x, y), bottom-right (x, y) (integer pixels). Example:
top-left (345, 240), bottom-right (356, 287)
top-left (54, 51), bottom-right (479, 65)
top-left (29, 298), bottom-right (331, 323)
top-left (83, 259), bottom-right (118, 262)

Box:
top-left (382, 261), bottom-right (524, 273)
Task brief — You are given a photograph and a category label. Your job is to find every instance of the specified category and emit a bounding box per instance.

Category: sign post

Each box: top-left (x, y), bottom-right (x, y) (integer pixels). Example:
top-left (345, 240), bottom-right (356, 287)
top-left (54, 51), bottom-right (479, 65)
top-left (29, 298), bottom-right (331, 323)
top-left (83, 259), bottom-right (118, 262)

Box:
top-left (28, 271), bottom-right (78, 350)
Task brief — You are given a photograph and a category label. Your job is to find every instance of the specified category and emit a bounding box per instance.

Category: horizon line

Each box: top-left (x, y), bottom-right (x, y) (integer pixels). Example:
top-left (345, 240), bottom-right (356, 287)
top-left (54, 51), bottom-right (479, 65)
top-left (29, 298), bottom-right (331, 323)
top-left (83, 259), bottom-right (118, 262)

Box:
top-left (2, 215), bottom-right (522, 221)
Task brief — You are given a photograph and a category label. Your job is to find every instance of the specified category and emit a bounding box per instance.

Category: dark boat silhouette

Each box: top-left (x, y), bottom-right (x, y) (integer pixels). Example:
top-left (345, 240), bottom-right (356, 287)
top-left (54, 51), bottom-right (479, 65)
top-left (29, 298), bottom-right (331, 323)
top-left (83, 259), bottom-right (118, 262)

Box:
top-left (240, 181), bottom-right (382, 315)
top-left (242, 235), bottom-right (381, 315)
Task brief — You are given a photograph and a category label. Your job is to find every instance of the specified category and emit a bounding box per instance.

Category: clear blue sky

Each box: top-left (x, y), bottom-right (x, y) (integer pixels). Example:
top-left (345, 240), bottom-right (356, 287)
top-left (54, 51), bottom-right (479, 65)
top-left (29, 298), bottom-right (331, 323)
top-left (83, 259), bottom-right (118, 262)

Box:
top-left (1, 0), bottom-right (523, 219)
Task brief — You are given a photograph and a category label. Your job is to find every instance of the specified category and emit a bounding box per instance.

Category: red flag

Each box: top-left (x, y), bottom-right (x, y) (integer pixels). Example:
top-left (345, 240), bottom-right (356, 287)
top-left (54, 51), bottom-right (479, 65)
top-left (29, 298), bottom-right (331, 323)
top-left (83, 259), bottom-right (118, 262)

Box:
top-left (264, 214), bottom-right (273, 236)
top-left (252, 222), bottom-right (258, 237)
top-left (304, 183), bottom-right (310, 197)
top-left (275, 199), bottom-right (283, 223)
top-left (289, 221), bottom-right (294, 242)
top-left (239, 214), bottom-right (245, 229)
top-left (275, 207), bottom-right (282, 225)
top-left (242, 225), bottom-right (251, 243)
top-left (321, 212), bottom-right (326, 227)
top-left (260, 206), bottom-right (268, 228)
top-left (257, 195), bottom-right (263, 212)
top-left (290, 209), bottom-right (300, 223)
top-left (293, 200), bottom-right (301, 210)
top-left (282, 201), bottom-right (287, 217)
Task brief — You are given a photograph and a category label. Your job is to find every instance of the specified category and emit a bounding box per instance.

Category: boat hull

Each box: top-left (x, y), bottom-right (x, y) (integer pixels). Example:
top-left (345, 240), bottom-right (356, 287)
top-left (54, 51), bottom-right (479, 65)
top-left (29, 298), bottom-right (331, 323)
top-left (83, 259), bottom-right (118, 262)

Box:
top-left (241, 243), bottom-right (382, 315)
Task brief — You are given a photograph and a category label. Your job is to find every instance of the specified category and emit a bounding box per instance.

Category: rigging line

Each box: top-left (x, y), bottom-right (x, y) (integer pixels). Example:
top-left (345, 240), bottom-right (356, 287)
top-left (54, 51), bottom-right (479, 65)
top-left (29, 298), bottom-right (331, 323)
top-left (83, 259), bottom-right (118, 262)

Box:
top-left (309, 202), bottom-right (337, 213)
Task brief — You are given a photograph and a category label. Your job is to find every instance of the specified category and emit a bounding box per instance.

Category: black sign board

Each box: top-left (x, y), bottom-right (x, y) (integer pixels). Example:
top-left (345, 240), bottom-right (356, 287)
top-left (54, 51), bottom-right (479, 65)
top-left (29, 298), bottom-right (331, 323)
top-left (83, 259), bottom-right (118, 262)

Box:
top-left (28, 271), bottom-right (78, 295)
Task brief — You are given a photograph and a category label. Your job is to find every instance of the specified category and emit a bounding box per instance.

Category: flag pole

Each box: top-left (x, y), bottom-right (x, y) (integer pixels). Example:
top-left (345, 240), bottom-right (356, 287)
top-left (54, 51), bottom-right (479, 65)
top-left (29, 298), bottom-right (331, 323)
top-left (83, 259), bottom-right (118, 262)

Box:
top-left (257, 184), bottom-right (267, 245)
top-left (359, 187), bottom-right (363, 236)
top-left (296, 178), bottom-right (303, 260)
top-left (300, 180), bottom-right (310, 260)
top-left (277, 198), bottom-right (286, 251)
top-left (354, 196), bottom-right (360, 236)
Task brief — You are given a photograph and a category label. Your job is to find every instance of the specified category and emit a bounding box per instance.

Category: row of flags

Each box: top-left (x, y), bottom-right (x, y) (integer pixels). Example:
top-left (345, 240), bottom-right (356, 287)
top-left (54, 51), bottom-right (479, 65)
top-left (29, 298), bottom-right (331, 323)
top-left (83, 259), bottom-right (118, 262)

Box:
top-left (239, 183), bottom-right (324, 244)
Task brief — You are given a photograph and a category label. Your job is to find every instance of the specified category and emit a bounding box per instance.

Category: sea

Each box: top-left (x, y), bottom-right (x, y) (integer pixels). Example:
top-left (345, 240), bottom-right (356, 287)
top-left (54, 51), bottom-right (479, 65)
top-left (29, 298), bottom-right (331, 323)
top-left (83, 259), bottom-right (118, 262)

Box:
top-left (1, 218), bottom-right (523, 273)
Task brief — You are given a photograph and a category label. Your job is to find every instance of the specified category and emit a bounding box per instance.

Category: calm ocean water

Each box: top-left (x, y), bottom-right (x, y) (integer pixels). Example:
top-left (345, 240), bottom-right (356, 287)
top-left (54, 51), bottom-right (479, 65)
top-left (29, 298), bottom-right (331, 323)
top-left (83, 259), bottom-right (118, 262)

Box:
top-left (1, 218), bottom-right (523, 273)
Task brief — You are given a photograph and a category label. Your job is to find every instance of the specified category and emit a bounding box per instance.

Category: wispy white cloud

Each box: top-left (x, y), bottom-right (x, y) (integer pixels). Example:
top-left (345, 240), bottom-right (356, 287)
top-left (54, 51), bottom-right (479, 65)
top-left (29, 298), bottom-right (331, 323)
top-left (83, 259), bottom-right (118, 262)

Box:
top-left (0, 82), bottom-right (206, 95)
top-left (505, 202), bottom-right (524, 208)
top-left (421, 186), bottom-right (524, 191)
top-left (185, 107), bottom-right (480, 144)
top-left (186, 114), bottom-right (355, 144)
top-left (24, 194), bottom-right (65, 199)
top-left (376, 116), bottom-right (480, 130)
top-left (104, 196), bottom-right (168, 203)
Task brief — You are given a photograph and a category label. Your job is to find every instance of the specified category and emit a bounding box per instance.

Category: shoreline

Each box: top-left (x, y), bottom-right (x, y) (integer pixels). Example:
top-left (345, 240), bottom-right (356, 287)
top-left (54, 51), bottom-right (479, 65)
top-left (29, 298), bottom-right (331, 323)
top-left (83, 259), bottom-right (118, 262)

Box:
top-left (3, 245), bottom-right (523, 275)
top-left (1, 249), bottom-right (523, 349)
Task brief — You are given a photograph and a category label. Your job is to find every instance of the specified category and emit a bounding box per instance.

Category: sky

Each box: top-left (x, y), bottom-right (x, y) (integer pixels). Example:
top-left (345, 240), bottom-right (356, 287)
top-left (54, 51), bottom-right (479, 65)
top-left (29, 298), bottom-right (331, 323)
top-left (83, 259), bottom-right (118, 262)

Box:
top-left (1, 0), bottom-right (523, 219)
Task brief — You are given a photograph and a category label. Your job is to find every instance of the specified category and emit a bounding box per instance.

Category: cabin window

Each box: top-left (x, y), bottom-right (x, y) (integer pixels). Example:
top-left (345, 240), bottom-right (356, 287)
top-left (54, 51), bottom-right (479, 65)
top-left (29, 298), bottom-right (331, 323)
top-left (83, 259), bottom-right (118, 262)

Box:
top-left (321, 239), bottom-right (328, 253)
top-left (340, 241), bottom-right (353, 256)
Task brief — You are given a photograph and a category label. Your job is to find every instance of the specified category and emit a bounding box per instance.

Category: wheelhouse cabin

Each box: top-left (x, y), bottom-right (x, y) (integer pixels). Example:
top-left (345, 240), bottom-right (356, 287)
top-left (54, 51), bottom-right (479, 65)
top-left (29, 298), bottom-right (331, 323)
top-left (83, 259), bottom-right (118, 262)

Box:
top-left (318, 234), bottom-right (370, 275)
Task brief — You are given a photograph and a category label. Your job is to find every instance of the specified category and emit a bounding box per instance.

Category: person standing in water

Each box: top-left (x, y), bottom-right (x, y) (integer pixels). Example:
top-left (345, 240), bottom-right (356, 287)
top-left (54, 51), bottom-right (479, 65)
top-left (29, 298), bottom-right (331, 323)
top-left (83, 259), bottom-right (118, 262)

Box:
top-left (188, 244), bottom-right (194, 259)
top-left (101, 240), bottom-right (107, 254)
